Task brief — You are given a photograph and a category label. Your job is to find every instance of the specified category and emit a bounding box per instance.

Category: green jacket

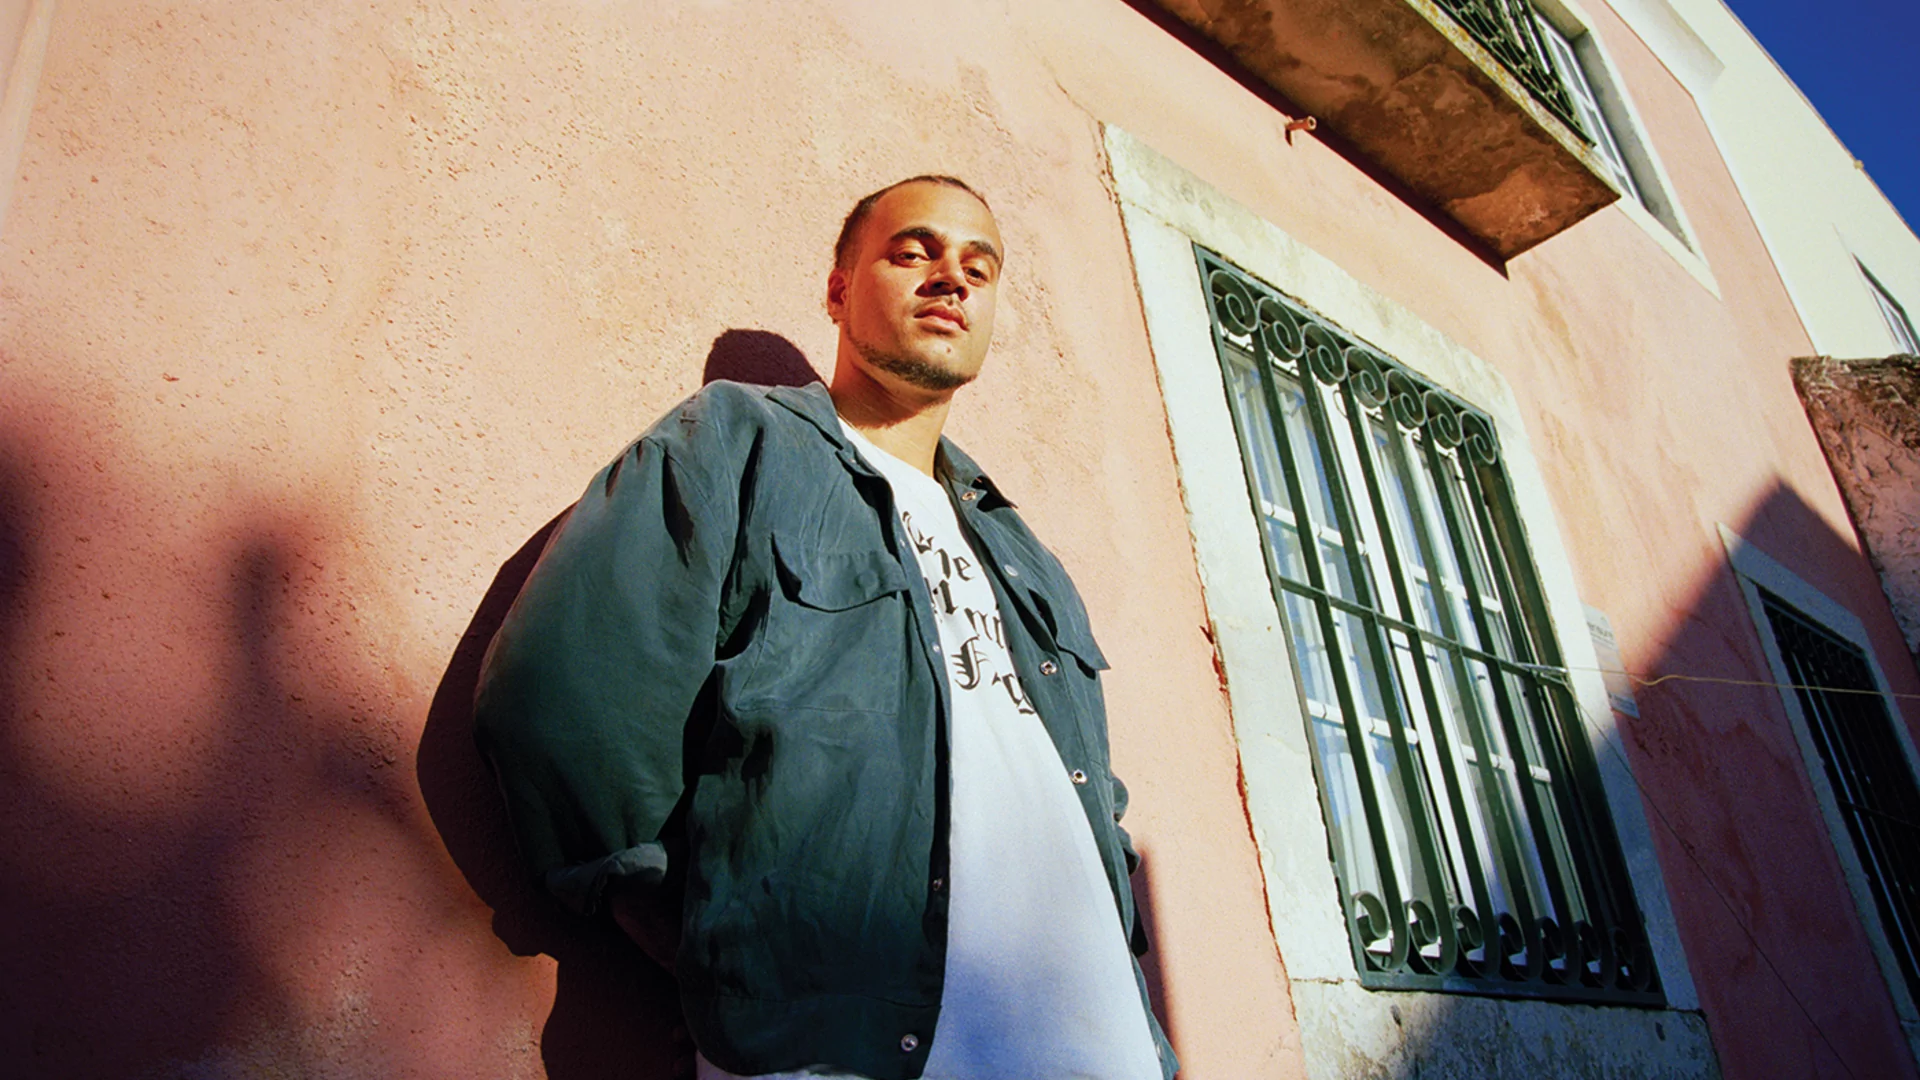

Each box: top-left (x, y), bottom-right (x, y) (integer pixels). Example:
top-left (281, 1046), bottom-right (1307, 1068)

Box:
top-left (475, 380), bottom-right (1177, 1079)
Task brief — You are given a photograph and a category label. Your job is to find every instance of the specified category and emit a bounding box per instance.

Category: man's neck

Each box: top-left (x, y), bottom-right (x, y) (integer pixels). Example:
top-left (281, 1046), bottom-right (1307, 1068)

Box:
top-left (829, 359), bottom-right (954, 478)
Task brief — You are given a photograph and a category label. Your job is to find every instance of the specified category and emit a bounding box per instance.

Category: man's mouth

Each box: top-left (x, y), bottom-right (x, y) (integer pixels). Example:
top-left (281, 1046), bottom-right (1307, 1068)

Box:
top-left (917, 304), bottom-right (968, 331)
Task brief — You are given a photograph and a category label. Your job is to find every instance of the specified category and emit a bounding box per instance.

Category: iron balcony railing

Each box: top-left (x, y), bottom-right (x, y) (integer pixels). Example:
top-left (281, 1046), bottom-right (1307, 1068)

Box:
top-left (1434, 0), bottom-right (1590, 141)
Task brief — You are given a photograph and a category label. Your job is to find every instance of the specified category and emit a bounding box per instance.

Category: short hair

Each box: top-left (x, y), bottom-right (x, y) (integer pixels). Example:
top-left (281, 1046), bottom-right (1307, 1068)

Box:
top-left (833, 175), bottom-right (991, 272)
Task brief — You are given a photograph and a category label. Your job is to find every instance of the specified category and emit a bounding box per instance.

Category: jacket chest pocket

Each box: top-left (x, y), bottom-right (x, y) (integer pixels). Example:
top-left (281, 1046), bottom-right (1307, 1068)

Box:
top-left (740, 532), bottom-right (914, 718)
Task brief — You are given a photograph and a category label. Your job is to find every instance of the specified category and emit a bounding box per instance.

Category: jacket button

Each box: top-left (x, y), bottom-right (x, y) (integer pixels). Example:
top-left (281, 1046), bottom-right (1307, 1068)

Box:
top-left (900, 1034), bottom-right (920, 1053)
top-left (930, 877), bottom-right (944, 892)
top-left (1070, 769), bottom-right (1088, 785)
top-left (1040, 660), bottom-right (1059, 676)
top-left (960, 490), bottom-right (978, 502)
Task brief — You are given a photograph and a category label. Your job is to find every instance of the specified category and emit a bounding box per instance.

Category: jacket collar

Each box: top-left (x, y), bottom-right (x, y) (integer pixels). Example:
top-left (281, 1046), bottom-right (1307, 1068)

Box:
top-left (766, 381), bottom-right (1016, 508)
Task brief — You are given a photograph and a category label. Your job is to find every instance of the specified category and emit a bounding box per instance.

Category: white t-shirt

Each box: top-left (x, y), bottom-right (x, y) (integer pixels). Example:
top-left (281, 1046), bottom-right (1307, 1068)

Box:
top-left (699, 424), bottom-right (1160, 1080)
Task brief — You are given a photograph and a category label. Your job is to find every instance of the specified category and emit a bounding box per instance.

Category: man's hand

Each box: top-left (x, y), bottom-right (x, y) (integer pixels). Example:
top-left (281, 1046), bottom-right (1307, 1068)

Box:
top-left (606, 880), bottom-right (683, 975)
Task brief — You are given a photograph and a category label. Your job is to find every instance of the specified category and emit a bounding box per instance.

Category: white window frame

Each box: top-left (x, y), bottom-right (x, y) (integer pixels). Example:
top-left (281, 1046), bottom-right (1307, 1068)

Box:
top-left (1860, 261), bottom-right (1920, 355)
top-left (1534, 15), bottom-right (1642, 205)
top-left (1720, 525), bottom-right (1920, 1064)
top-left (1108, 122), bottom-right (1713, 1078)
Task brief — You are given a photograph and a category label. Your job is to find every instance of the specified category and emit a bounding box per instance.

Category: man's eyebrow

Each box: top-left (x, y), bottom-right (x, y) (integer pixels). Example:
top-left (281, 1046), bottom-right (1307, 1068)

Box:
top-left (889, 226), bottom-right (1003, 267)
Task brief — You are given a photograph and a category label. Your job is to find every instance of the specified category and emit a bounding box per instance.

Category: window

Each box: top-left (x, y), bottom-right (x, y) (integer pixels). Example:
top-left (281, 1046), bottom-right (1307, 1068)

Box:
top-left (1760, 592), bottom-right (1920, 1004)
top-left (1862, 262), bottom-right (1920, 355)
top-left (1533, 16), bottom-right (1640, 205)
top-left (1198, 248), bottom-right (1661, 1004)
top-left (1530, 9), bottom-right (1695, 252)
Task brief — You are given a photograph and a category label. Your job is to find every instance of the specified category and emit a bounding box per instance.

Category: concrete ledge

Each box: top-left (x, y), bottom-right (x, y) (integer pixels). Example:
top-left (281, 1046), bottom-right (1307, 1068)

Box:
top-left (1292, 980), bottom-right (1719, 1080)
top-left (1149, 0), bottom-right (1621, 257)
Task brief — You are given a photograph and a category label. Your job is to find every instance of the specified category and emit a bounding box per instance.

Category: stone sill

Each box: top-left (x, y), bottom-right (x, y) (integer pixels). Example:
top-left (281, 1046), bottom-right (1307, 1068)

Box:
top-left (1150, 0), bottom-right (1622, 259)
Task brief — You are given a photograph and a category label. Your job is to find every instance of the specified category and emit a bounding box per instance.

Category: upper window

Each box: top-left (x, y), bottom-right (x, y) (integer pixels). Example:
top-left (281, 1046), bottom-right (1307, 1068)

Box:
top-left (1862, 262), bottom-right (1920, 355)
top-left (1531, 10), bottom-right (1692, 249)
top-left (1198, 248), bottom-right (1662, 1005)
top-left (1533, 17), bottom-right (1640, 205)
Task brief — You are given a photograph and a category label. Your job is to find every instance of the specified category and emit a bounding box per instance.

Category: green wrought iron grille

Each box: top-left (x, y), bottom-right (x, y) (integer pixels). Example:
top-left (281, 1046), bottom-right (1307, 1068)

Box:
top-left (1434, 0), bottom-right (1591, 142)
top-left (1198, 248), bottom-right (1660, 1004)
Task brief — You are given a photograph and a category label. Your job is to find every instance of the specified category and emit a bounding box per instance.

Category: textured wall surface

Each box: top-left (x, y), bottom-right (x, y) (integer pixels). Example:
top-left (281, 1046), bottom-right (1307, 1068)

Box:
top-left (0, 2), bottom-right (1289, 1077)
top-left (1, 2), bottom-right (1916, 1079)
top-left (1795, 354), bottom-right (1920, 666)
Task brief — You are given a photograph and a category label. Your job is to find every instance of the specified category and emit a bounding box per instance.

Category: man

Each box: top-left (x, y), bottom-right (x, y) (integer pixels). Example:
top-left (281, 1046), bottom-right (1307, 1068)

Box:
top-left (475, 176), bottom-right (1177, 1079)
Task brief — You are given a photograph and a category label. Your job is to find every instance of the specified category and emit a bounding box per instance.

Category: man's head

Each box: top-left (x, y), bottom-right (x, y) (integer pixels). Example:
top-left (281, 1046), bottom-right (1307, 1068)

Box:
top-left (827, 176), bottom-right (1002, 397)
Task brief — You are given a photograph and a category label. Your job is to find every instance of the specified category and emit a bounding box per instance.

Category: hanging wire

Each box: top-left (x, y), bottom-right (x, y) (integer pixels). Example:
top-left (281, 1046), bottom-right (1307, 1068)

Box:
top-left (1564, 690), bottom-right (1866, 1080)
top-left (1528, 657), bottom-right (1873, 1076)
top-left (1514, 662), bottom-right (1920, 703)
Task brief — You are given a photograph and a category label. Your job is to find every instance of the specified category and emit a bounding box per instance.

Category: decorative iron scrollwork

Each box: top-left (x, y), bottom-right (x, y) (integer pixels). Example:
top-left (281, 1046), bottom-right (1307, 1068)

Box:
top-left (1352, 890), bottom-right (1395, 972)
top-left (1207, 262), bottom-right (1508, 468)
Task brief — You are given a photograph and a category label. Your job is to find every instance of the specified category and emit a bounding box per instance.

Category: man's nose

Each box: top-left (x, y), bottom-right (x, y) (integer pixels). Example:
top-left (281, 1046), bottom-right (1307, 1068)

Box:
top-left (925, 256), bottom-right (969, 298)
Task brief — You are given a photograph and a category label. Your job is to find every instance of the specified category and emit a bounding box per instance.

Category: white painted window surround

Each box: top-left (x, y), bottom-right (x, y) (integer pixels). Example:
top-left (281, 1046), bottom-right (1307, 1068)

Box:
top-left (1106, 124), bottom-right (1711, 1078)
top-left (1719, 525), bottom-right (1920, 1064)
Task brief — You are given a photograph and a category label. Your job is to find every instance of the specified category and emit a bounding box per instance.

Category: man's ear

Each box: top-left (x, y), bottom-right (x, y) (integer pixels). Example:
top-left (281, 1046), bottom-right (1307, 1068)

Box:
top-left (825, 266), bottom-right (849, 324)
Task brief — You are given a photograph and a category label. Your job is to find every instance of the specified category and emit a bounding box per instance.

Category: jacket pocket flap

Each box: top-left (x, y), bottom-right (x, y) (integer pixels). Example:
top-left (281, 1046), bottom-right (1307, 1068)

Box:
top-left (1015, 578), bottom-right (1109, 671)
top-left (1056, 620), bottom-right (1110, 672)
top-left (773, 533), bottom-right (909, 612)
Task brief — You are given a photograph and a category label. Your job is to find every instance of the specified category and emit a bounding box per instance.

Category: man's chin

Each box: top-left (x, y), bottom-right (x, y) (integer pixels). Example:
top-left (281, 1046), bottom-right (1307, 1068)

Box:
top-left (862, 346), bottom-right (979, 393)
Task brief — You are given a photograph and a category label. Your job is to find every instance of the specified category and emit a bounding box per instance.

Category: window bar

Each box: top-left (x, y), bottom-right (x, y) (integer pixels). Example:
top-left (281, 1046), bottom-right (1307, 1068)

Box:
top-left (1380, 417), bottom-right (1513, 976)
top-left (1769, 601), bottom-right (1920, 996)
top-left (1203, 268), bottom-right (1416, 973)
top-left (1466, 460), bottom-right (1654, 991)
top-left (1452, 455), bottom-right (1586, 978)
top-left (1455, 453), bottom-right (1644, 987)
top-left (1289, 321), bottom-right (1454, 975)
top-left (1481, 475), bottom-right (1653, 989)
top-left (1808, 669), bottom-right (1920, 991)
top-left (1418, 434), bottom-right (1556, 980)
top-left (1330, 352), bottom-right (1492, 976)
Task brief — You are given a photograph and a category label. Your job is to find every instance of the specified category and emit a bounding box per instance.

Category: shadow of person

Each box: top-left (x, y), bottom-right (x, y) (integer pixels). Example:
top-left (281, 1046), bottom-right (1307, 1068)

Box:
top-left (417, 509), bottom-right (683, 1080)
top-left (702, 328), bottom-right (822, 388)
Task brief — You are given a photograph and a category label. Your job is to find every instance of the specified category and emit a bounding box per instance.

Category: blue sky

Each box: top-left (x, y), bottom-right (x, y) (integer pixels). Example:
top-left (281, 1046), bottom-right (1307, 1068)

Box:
top-left (1721, 0), bottom-right (1920, 231)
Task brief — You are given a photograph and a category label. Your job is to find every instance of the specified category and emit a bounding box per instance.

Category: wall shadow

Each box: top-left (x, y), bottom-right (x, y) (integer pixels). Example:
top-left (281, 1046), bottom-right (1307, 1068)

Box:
top-left (1130, 847), bottom-right (1178, 1056)
top-left (701, 328), bottom-right (822, 389)
top-left (1615, 481), bottom-right (1920, 1080)
top-left (0, 402), bottom-right (461, 1078)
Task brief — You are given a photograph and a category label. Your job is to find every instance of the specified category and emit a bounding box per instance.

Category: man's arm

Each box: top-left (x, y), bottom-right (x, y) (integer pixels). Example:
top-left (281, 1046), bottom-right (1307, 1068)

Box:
top-left (474, 422), bottom-right (736, 919)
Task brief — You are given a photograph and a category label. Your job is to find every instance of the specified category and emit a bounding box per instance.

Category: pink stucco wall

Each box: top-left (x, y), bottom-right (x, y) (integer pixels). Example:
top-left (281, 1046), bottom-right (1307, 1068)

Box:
top-left (1, 1), bottom-right (1912, 1078)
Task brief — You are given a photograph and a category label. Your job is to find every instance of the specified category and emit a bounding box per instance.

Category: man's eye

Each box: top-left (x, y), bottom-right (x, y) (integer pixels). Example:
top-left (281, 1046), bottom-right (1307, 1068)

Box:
top-left (893, 251), bottom-right (925, 264)
top-left (966, 267), bottom-right (990, 282)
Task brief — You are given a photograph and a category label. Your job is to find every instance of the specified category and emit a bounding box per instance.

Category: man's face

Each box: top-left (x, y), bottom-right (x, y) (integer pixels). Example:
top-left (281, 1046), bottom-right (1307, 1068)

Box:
top-left (827, 182), bottom-right (1003, 394)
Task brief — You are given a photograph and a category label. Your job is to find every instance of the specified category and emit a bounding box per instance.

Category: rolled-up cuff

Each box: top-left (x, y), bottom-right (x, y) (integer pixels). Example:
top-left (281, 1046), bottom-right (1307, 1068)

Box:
top-left (543, 841), bottom-right (670, 915)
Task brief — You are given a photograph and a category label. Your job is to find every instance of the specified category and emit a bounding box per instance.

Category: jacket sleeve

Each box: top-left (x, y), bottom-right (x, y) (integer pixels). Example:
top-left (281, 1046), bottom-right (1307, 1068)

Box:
top-left (474, 427), bottom-right (736, 915)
